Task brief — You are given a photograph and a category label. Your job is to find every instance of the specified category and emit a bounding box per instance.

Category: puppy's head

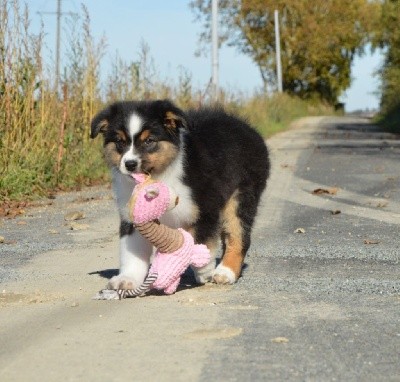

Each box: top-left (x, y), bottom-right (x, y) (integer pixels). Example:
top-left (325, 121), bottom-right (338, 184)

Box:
top-left (91, 100), bottom-right (187, 176)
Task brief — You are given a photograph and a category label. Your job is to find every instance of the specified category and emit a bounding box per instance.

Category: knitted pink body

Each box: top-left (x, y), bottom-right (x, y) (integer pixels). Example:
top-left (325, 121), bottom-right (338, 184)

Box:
top-left (130, 174), bottom-right (210, 295)
top-left (149, 230), bottom-right (210, 294)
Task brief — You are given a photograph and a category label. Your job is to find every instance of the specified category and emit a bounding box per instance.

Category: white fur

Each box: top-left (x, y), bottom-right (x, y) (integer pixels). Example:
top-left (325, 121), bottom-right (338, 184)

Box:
top-left (111, 167), bottom-right (135, 222)
top-left (108, 230), bottom-right (153, 290)
top-left (111, 129), bottom-right (213, 288)
top-left (109, 167), bottom-right (153, 288)
top-left (154, 140), bottom-right (197, 229)
top-left (193, 260), bottom-right (216, 284)
top-left (120, 113), bottom-right (143, 175)
top-left (212, 264), bottom-right (236, 284)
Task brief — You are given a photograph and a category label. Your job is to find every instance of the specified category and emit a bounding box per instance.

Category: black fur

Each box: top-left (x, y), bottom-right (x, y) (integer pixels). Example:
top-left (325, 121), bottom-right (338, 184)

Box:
top-left (120, 221), bottom-right (134, 237)
top-left (183, 107), bottom-right (269, 247)
top-left (91, 99), bottom-right (270, 281)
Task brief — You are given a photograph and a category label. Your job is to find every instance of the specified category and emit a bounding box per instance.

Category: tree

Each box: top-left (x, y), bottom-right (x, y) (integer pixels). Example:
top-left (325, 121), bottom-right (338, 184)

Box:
top-left (374, 0), bottom-right (400, 116)
top-left (191, 0), bottom-right (378, 104)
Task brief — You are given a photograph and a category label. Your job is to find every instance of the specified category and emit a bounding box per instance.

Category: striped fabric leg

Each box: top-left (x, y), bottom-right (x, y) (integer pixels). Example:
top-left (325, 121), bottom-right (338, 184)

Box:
top-left (117, 273), bottom-right (158, 299)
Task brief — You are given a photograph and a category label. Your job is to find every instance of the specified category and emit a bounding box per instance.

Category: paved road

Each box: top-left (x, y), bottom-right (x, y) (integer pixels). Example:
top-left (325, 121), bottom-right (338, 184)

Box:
top-left (0, 116), bottom-right (399, 381)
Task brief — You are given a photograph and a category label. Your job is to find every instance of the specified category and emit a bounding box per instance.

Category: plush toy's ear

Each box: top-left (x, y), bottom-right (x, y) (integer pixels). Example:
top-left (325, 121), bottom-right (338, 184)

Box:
top-left (90, 106), bottom-right (112, 139)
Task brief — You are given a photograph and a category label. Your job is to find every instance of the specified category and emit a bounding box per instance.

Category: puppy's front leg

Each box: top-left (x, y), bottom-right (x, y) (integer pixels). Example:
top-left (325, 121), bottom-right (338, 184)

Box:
top-left (107, 221), bottom-right (153, 290)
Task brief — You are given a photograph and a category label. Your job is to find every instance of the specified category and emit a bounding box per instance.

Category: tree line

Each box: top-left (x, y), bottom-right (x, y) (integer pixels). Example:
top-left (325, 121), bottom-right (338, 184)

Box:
top-left (191, 0), bottom-right (400, 124)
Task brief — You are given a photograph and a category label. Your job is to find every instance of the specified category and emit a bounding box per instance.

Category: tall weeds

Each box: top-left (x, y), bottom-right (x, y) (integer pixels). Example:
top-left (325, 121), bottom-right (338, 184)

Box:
top-left (0, 0), bottom-right (333, 201)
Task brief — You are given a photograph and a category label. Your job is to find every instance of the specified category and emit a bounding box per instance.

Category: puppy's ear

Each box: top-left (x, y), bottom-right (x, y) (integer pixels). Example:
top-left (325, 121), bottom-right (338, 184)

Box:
top-left (90, 106), bottom-right (111, 139)
top-left (153, 99), bottom-right (187, 131)
top-left (164, 110), bottom-right (187, 131)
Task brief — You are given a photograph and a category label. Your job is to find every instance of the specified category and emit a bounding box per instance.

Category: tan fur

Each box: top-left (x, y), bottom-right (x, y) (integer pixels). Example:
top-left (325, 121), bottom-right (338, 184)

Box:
top-left (220, 190), bottom-right (243, 278)
top-left (103, 142), bottom-right (121, 168)
top-left (116, 130), bottom-right (127, 142)
top-left (164, 111), bottom-right (179, 129)
top-left (142, 142), bottom-right (179, 174)
top-left (98, 119), bottom-right (109, 133)
top-left (138, 129), bottom-right (151, 142)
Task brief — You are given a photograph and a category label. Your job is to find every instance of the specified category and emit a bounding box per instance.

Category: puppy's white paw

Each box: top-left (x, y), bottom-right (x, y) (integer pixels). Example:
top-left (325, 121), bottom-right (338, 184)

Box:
top-left (107, 274), bottom-right (140, 290)
top-left (212, 264), bottom-right (236, 285)
top-left (192, 261), bottom-right (215, 284)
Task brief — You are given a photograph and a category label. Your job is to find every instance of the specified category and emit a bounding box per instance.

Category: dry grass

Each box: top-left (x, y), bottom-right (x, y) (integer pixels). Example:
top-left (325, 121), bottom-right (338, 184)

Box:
top-left (0, 0), bottom-right (334, 201)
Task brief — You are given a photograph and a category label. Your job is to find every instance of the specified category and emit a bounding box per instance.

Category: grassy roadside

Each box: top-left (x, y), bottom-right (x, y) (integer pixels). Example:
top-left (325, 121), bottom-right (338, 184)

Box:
top-left (0, 94), bottom-right (333, 203)
top-left (0, 1), bottom-right (335, 203)
top-left (376, 106), bottom-right (400, 134)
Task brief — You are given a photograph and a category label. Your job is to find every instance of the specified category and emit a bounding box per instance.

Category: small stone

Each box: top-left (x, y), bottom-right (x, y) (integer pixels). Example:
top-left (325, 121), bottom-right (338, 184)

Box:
top-left (64, 211), bottom-right (85, 221)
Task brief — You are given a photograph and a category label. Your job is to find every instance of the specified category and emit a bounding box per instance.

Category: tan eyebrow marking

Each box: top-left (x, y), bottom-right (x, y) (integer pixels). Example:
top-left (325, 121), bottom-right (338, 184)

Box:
top-left (116, 130), bottom-right (127, 141)
top-left (139, 129), bottom-right (151, 142)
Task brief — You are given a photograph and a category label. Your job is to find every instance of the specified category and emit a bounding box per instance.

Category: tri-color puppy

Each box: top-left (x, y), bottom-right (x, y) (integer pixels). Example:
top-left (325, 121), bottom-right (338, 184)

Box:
top-left (91, 99), bottom-right (269, 290)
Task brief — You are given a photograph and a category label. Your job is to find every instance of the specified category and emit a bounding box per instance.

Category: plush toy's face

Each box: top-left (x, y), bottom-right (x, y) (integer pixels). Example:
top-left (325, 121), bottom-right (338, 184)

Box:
top-left (129, 176), bottom-right (178, 224)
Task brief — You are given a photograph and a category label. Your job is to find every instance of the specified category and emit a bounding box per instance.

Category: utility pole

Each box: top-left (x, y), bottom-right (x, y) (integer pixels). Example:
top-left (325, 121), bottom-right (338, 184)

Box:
top-left (274, 9), bottom-right (283, 93)
top-left (38, 0), bottom-right (76, 93)
top-left (55, 0), bottom-right (61, 93)
top-left (211, 0), bottom-right (219, 102)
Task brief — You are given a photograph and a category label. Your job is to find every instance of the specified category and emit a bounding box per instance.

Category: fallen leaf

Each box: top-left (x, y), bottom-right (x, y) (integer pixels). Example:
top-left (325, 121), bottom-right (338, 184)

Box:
top-left (312, 187), bottom-right (338, 195)
top-left (294, 228), bottom-right (306, 234)
top-left (68, 222), bottom-right (90, 231)
top-left (330, 210), bottom-right (341, 215)
top-left (271, 337), bottom-right (289, 343)
top-left (17, 221), bottom-right (27, 225)
top-left (185, 327), bottom-right (243, 340)
top-left (64, 211), bottom-right (85, 221)
top-left (364, 239), bottom-right (380, 245)
top-left (0, 239), bottom-right (17, 245)
top-left (49, 229), bottom-right (59, 234)
top-left (376, 202), bottom-right (388, 208)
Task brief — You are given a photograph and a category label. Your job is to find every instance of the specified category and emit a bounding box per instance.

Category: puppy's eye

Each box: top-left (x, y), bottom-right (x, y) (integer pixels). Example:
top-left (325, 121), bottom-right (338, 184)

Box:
top-left (144, 137), bottom-right (157, 147)
top-left (115, 136), bottom-right (126, 148)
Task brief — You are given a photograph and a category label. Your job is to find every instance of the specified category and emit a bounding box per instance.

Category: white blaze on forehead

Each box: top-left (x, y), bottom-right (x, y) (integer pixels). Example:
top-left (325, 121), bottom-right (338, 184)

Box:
top-left (119, 112), bottom-right (143, 174)
top-left (128, 113), bottom-right (143, 139)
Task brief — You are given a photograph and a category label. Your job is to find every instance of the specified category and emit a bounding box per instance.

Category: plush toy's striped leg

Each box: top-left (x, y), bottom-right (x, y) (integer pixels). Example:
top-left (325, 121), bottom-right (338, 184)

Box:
top-left (117, 273), bottom-right (158, 299)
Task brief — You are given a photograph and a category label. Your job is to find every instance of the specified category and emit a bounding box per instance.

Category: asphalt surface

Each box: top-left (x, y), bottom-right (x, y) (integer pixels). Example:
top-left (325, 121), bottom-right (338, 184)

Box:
top-left (0, 116), bottom-right (399, 381)
top-left (200, 116), bottom-right (400, 381)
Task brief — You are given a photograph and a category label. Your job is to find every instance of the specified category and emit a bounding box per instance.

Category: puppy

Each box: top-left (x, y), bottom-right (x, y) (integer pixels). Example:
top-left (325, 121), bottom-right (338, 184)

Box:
top-left (91, 99), bottom-right (270, 289)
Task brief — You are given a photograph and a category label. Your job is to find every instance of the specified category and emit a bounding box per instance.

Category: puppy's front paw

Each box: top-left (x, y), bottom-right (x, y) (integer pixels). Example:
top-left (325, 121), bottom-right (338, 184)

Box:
top-left (192, 261), bottom-right (215, 284)
top-left (107, 275), bottom-right (139, 290)
top-left (212, 264), bottom-right (237, 284)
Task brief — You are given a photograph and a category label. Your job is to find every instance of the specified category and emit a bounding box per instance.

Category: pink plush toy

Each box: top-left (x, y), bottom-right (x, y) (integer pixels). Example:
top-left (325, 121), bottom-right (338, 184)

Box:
top-left (94, 174), bottom-right (210, 300)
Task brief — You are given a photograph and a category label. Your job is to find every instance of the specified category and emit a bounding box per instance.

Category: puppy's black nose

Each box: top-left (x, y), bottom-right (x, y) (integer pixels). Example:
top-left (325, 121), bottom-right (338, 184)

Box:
top-left (125, 160), bottom-right (138, 172)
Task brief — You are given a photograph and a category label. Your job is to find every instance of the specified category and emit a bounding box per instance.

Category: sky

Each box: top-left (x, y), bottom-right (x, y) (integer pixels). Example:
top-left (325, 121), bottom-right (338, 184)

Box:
top-left (27, 0), bottom-right (383, 112)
